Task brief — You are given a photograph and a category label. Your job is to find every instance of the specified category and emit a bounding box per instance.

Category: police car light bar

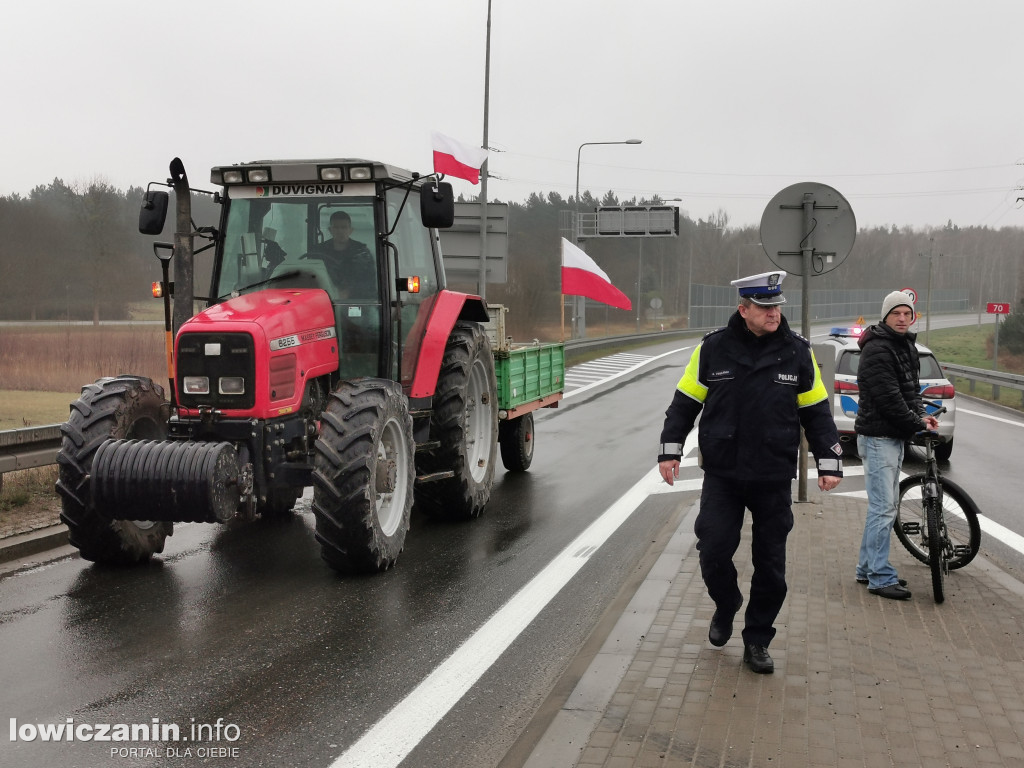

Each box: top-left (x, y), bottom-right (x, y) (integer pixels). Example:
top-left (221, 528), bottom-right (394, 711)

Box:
top-left (830, 326), bottom-right (863, 337)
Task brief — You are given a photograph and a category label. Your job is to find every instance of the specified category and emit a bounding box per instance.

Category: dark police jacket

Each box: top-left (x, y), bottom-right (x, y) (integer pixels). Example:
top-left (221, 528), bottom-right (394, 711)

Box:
top-left (658, 312), bottom-right (843, 482)
top-left (854, 323), bottom-right (927, 440)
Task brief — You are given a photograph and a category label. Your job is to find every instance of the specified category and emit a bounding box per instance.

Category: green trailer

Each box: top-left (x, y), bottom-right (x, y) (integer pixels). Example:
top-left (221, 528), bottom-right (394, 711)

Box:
top-left (485, 305), bottom-right (564, 472)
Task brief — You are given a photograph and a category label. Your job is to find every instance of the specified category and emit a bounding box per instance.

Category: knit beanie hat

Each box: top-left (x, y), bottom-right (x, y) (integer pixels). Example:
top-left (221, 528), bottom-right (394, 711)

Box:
top-left (881, 290), bottom-right (915, 323)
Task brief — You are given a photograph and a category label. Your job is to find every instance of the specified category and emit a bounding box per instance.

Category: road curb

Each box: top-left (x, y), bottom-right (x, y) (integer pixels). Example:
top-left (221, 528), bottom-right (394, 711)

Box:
top-left (0, 525), bottom-right (69, 564)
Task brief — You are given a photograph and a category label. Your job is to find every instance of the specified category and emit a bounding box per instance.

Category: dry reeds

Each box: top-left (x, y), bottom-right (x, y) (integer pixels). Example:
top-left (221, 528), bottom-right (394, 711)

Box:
top-left (0, 324), bottom-right (166, 392)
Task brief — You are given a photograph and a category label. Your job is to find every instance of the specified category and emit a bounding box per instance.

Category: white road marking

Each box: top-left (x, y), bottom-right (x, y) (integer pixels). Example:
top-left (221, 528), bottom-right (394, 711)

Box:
top-left (958, 406), bottom-right (1024, 427)
top-left (563, 346), bottom-right (695, 399)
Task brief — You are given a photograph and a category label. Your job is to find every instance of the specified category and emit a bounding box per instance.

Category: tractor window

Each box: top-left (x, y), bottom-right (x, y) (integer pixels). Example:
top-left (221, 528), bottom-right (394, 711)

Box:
top-left (215, 196), bottom-right (379, 303)
top-left (216, 197), bottom-right (321, 299)
top-left (386, 188), bottom-right (441, 385)
top-left (215, 194), bottom-right (384, 378)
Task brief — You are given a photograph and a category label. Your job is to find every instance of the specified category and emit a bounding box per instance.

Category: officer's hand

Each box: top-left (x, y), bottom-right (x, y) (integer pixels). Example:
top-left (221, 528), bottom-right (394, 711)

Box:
top-left (818, 475), bottom-right (841, 492)
top-left (659, 459), bottom-right (680, 486)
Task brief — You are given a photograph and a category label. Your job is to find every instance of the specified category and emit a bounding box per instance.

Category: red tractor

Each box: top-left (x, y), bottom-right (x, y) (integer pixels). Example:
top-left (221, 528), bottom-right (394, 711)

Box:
top-left (56, 158), bottom-right (562, 573)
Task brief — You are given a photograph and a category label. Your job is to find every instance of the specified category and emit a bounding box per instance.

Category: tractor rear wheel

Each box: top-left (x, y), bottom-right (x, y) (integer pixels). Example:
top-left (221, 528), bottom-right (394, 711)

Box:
top-left (416, 321), bottom-right (498, 520)
top-left (312, 379), bottom-right (414, 574)
top-left (56, 376), bottom-right (172, 565)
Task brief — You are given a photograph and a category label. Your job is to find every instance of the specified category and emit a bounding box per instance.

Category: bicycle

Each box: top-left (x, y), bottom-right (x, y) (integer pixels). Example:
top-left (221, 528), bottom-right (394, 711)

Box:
top-left (893, 410), bottom-right (981, 603)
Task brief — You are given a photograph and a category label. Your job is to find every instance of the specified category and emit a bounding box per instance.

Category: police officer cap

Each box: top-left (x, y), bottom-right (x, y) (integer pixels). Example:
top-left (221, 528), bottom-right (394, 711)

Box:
top-left (731, 270), bottom-right (787, 306)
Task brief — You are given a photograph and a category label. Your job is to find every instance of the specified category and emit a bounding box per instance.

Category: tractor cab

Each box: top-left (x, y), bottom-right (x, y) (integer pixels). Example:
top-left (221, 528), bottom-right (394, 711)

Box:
top-left (206, 159), bottom-right (453, 383)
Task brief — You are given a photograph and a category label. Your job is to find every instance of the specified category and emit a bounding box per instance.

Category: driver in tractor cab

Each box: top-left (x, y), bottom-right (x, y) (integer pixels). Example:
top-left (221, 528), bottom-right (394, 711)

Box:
top-left (308, 210), bottom-right (376, 300)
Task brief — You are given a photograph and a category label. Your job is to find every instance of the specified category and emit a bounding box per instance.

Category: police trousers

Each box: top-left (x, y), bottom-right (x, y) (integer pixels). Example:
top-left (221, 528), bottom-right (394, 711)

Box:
top-left (695, 472), bottom-right (794, 647)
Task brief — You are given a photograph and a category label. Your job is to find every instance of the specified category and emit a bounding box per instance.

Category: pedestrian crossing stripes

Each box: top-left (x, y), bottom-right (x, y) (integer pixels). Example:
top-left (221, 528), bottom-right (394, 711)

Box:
top-left (564, 352), bottom-right (654, 390)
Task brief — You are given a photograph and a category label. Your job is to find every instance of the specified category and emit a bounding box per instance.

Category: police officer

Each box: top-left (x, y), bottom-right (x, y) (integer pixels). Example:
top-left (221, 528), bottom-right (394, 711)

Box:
top-left (658, 270), bottom-right (843, 673)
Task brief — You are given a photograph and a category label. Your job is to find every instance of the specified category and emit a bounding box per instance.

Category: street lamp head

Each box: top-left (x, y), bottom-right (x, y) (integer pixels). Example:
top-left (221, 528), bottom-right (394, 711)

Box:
top-left (625, 139), bottom-right (642, 144)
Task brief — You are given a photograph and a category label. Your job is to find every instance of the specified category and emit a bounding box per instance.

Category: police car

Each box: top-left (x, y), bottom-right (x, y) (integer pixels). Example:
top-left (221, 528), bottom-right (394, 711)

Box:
top-left (820, 326), bottom-right (956, 460)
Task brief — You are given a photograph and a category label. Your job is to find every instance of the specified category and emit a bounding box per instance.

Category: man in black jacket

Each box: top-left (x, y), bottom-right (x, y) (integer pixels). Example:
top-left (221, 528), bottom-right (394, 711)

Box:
top-left (855, 291), bottom-right (939, 600)
top-left (308, 210), bottom-right (377, 300)
top-left (658, 271), bottom-right (843, 673)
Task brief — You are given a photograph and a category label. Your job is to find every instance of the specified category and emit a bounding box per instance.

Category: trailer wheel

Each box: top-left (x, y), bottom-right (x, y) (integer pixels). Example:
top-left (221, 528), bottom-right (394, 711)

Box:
top-left (416, 321), bottom-right (498, 520)
top-left (55, 376), bottom-right (172, 565)
top-left (312, 379), bottom-right (414, 574)
top-left (499, 412), bottom-right (535, 472)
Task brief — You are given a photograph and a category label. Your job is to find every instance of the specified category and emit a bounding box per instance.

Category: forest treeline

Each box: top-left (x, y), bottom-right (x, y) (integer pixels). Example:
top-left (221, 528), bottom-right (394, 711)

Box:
top-left (2, 180), bottom-right (1022, 340)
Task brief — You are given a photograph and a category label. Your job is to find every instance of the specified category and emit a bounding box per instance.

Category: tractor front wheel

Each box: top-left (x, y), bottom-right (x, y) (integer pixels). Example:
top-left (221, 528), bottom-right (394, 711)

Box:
top-left (312, 380), bottom-right (415, 574)
top-left (56, 376), bottom-right (172, 565)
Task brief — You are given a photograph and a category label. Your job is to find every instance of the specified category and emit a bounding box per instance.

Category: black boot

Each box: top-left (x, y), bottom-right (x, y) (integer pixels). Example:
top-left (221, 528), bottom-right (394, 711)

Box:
top-left (743, 643), bottom-right (774, 674)
top-left (708, 597), bottom-right (743, 647)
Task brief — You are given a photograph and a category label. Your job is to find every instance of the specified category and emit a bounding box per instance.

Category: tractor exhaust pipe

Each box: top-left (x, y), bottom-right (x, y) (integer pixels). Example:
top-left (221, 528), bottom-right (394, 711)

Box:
top-left (169, 157), bottom-right (194, 337)
top-left (91, 439), bottom-right (245, 524)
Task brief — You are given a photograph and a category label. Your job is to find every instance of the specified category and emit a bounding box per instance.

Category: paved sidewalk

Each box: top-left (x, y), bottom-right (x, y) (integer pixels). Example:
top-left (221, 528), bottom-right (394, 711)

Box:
top-left (524, 490), bottom-right (1024, 768)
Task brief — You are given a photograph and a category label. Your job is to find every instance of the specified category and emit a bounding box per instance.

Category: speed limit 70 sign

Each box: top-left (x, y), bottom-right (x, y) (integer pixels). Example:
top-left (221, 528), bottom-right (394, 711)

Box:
top-left (987, 302), bottom-right (1011, 314)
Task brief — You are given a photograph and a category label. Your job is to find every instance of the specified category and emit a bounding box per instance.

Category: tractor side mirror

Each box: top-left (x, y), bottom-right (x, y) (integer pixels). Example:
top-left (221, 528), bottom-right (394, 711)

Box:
top-left (419, 181), bottom-right (455, 228)
top-left (139, 190), bottom-right (170, 235)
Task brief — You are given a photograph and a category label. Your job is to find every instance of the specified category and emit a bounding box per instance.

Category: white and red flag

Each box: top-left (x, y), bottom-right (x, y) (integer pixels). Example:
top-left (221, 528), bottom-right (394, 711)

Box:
top-left (431, 131), bottom-right (488, 184)
top-left (560, 238), bottom-right (632, 310)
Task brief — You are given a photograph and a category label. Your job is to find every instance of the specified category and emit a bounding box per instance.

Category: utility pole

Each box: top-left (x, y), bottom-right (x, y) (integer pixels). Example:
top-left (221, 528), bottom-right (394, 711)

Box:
top-left (476, 0), bottom-right (492, 301)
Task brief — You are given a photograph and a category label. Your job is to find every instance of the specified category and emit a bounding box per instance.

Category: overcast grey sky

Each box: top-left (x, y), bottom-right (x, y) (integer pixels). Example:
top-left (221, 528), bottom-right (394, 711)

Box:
top-left (4, 0), bottom-right (1023, 231)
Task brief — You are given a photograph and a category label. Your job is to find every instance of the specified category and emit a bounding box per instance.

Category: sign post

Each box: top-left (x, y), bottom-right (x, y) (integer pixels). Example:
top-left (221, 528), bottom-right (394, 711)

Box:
top-left (987, 303), bottom-right (1012, 384)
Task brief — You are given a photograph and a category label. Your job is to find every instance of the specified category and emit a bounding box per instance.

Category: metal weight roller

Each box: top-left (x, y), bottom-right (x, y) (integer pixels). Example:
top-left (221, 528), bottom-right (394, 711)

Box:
top-left (91, 439), bottom-right (242, 523)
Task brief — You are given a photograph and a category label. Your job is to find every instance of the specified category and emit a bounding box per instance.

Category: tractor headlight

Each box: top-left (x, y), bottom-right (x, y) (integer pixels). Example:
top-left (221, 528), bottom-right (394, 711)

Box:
top-left (218, 377), bottom-right (246, 396)
top-left (183, 376), bottom-right (210, 395)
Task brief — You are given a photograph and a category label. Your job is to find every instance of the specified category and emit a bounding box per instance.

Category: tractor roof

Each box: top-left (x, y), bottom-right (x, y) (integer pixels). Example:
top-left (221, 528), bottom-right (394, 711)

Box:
top-left (210, 158), bottom-right (419, 187)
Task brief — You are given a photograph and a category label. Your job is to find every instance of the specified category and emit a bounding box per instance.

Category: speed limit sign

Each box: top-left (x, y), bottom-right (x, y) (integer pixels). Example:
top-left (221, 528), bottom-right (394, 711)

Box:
top-left (900, 287), bottom-right (918, 304)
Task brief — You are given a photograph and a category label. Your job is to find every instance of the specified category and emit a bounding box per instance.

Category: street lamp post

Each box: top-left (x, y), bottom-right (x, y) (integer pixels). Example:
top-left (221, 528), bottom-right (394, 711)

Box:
top-left (573, 139), bottom-right (642, 338)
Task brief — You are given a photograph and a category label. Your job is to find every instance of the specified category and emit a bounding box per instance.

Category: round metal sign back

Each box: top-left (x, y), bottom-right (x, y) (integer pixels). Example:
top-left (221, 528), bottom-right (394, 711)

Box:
top-left (759, 182), bottom-right (856, 276)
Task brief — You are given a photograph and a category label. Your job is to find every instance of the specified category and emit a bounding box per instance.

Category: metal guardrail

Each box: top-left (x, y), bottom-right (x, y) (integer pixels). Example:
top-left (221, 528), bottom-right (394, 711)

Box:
top-left (2, 343), bottom-right (1019, 490)
top-left (0, 424), bottom-right (62, 492)
top-left (563, 327), bottom-right (707, 354)
top-left (940, 363), bottom-right (1024, 406)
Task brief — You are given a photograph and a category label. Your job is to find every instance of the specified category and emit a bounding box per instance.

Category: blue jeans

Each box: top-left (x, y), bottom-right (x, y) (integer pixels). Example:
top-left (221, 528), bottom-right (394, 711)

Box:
top-left (856, 435), bottom-right (904, 589)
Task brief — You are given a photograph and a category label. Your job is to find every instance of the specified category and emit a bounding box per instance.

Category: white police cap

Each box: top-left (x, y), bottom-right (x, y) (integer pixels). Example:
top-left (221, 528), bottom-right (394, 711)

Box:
top-left (730, 270), bottom-right (787, 306)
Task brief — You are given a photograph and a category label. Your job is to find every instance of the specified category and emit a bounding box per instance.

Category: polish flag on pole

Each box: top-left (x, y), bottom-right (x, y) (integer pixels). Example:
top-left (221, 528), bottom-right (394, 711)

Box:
top-left (561, 238), bottom-right (632, 310)
top-left (431, 131), bottom-right (488, 185)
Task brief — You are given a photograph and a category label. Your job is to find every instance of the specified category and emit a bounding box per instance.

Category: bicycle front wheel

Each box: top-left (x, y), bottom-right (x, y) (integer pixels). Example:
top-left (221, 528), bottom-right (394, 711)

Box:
top-left (926, 497), bottom-right (946, 603)
top-left (895, 474), bottom-right (981, 570)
